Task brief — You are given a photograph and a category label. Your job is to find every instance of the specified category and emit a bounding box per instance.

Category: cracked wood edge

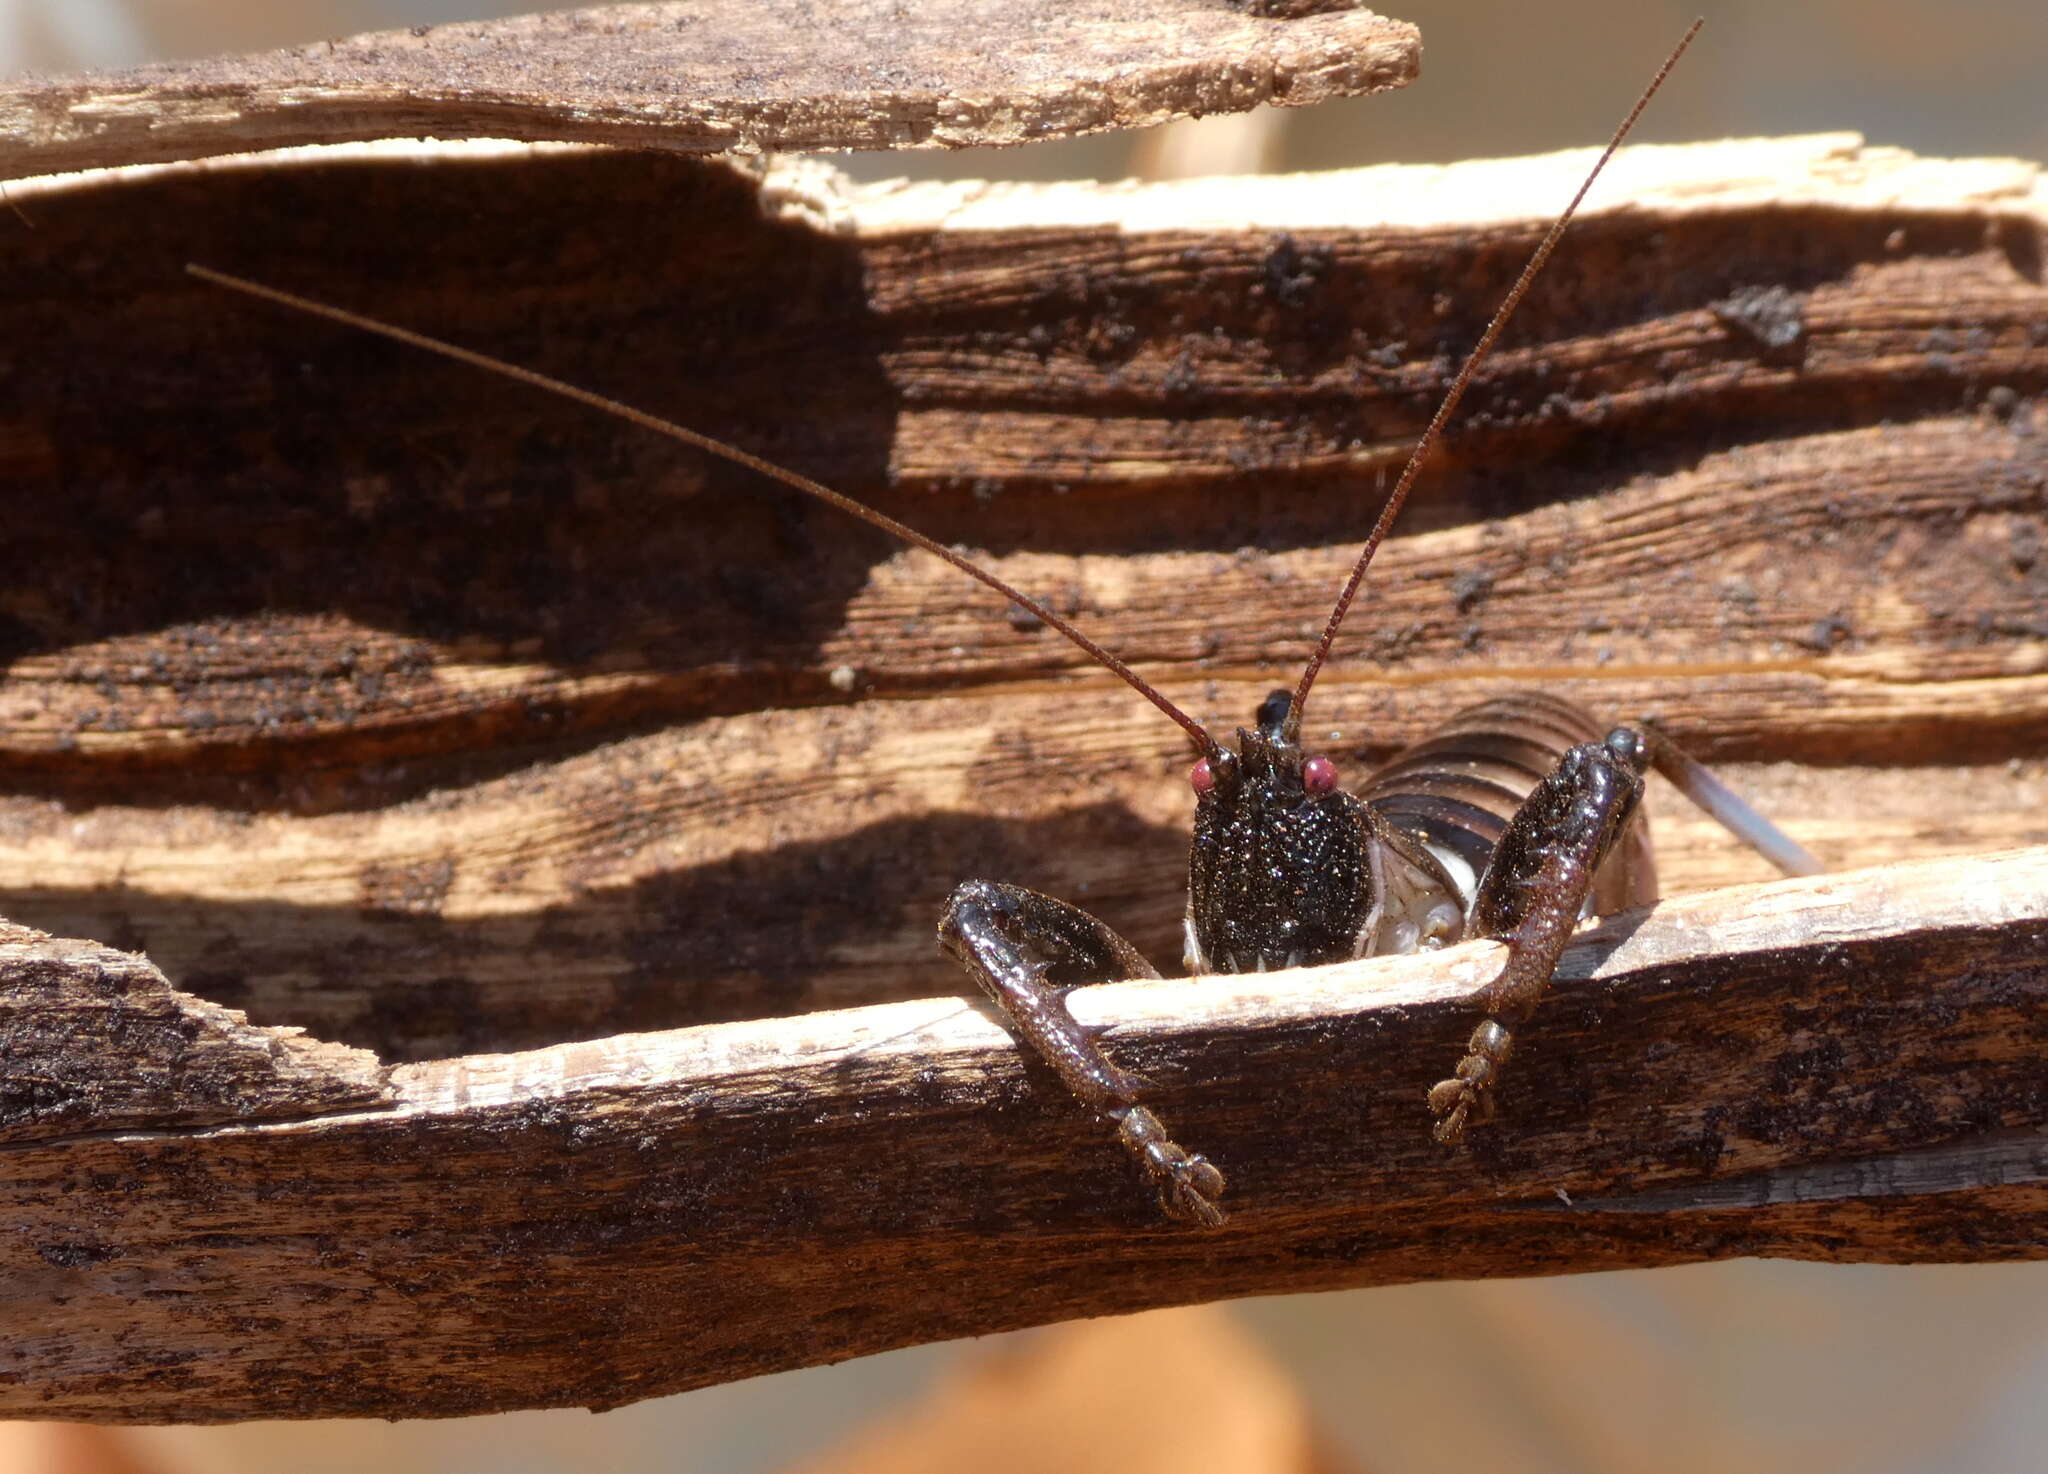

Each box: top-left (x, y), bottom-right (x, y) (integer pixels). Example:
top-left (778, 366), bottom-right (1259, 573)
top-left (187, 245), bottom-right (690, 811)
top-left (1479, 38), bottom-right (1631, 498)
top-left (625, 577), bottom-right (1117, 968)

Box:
top-left (836, 129), bottom-right (2046, 231)
top-left (0, 0), bottom-right (1418, 179)
top-left (1, 846), bottom-right (2043, 1421)
top-left (1544, 1129), bottom-right (2048, 1214)
top-left (0, 922), bottom-right (389, 1144)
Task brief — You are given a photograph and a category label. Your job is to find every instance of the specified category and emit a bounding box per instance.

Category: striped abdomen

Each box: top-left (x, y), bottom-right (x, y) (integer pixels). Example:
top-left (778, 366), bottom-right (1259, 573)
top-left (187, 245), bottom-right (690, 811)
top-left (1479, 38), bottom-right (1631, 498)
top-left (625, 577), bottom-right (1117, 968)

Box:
top-left (1358, 691), bottom-right (1657, 920)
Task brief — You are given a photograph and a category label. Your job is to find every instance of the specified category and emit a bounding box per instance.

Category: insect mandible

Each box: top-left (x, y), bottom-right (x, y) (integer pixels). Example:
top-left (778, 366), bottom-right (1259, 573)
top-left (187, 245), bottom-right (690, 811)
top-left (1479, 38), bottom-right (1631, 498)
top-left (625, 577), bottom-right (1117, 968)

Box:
top-left (189, 17), bottom-right (1821, 1228)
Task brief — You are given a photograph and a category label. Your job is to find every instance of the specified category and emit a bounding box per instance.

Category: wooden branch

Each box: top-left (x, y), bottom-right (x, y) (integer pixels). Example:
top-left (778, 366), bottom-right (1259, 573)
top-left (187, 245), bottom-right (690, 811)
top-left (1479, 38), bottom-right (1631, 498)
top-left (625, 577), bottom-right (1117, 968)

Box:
top-left (5, 112), bottom-right (2047, 1420)
top-left (4, 135), bottom-right (2043, 1057)
top-left (2, 849), bottom-right (2043, 1421)
top-left (0, 0), bottom-right (1417, 178)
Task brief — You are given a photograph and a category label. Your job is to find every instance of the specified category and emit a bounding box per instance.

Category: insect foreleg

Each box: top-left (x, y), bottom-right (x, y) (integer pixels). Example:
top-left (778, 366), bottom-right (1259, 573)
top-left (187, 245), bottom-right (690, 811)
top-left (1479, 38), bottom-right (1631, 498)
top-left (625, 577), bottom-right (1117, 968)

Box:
top-left (1428, 729), bottom-right (1651, 1144)
top-left (939, 881), bottom-right (1226, 1226)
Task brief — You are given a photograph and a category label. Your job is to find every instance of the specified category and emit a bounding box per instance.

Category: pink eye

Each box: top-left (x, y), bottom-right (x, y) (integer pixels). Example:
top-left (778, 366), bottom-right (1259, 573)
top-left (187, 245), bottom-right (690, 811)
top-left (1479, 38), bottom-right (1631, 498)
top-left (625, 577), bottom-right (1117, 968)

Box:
top-left (1190, 758), bottom-right (1216, 795)
top-left (1303, 755), bottom-right (1339, 794)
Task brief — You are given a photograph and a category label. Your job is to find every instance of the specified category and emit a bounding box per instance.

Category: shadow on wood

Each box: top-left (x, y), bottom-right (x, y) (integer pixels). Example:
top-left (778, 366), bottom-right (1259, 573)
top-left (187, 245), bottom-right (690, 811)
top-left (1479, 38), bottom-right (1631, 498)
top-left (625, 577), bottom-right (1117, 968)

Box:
top-left (0, 37), bottom-right (2044, 1422)
top-left (3, 135), bottom-right (2044, 1062)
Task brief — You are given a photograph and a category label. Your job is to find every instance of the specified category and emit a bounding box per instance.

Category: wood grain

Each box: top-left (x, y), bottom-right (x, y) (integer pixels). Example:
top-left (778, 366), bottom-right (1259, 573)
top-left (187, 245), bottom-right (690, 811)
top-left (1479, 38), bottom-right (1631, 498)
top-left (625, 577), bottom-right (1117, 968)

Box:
top-left (0, 927), bottom-right (386, 1145)
top-left (3, 129), bottom-right (2046, 1420)
top-left (0, 0), bottom-right (1418, 177)
top-left (4, 134), bottom-right (2043, 1057)
top-left (1, 849), bottom-right (2042, 1421)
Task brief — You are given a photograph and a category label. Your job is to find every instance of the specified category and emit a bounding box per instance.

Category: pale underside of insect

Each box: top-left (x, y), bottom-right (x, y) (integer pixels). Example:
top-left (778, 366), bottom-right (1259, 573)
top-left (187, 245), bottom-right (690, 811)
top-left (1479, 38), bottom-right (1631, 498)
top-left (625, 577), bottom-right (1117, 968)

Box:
top-left (190, 17), bottom-right (1823, 1228)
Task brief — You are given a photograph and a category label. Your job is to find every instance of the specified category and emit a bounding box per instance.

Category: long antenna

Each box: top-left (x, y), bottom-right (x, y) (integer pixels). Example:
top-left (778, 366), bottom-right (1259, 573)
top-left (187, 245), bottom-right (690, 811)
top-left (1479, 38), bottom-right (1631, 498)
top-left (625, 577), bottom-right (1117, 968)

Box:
top-left (187, 263), bottom-right (1221, 759)
top-left (1283, 18), bottom-right (1703, 742)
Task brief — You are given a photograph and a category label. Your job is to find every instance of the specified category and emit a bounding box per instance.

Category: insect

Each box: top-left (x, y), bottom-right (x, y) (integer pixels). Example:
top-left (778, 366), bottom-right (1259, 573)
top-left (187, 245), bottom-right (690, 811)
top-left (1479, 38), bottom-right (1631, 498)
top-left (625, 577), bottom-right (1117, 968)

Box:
top-left (189, 18), bottom-right (1819, 1228)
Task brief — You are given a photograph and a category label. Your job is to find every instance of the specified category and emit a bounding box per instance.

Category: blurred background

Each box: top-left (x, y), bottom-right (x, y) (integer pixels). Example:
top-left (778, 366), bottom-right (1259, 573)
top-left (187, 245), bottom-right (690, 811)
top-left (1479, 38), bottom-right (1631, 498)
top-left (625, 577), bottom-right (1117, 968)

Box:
top-left (5, 0), bottom-right (2047, 172)
top-left (3, 2), bottom-right (2046, 1472)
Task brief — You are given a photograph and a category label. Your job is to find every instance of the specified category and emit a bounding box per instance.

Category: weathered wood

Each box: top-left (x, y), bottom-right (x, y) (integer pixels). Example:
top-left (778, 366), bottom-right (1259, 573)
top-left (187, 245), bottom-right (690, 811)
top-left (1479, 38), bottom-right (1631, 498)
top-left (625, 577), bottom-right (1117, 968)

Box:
top-left (1, 849), bottom-right (2043, 1421)
top-left (0, 0), bottom-right (2036, 1431)
top-left (0, 927), bottom-right (387, 1144)
top-left (4, 135), bottom-right (2044, 1057)
top-left (0, 0), bottom-right (1418, 178)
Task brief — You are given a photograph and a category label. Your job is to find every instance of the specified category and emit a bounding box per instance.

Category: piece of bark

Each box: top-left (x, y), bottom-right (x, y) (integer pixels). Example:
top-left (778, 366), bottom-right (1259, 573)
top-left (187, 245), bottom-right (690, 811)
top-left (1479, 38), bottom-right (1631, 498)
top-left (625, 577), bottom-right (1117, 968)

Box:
top-left (0, 0), bottom-right (1419, 179)
top-left (0, 923), bottom-right (388, 1144)
top-left (3, 134), bottom-right (2042, 1059)
top-left (1, 849), bottom-right (2043, 1422)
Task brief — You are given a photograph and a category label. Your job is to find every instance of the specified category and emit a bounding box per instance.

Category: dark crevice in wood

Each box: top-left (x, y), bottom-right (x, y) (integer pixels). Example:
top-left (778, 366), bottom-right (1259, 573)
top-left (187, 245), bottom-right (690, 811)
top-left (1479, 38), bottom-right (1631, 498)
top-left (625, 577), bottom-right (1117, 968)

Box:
top-left (1539, 1128), bottom-right (2048, 1213)
top-left (5, 144), bottom-right (2045, 810)
top-left (0, 806), bottom-right (1183, 1062)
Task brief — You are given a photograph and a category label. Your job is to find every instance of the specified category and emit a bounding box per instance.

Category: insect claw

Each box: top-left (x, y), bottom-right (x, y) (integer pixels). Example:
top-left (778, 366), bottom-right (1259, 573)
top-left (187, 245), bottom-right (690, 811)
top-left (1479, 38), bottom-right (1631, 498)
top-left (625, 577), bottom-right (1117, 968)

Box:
top-left (1430, 1102), bottom-right (1470, 1145)
top-left (1161, 1158), bottom-right (1229, 1230)
top-left (1427, 1077), bottom-right (1481, 1144)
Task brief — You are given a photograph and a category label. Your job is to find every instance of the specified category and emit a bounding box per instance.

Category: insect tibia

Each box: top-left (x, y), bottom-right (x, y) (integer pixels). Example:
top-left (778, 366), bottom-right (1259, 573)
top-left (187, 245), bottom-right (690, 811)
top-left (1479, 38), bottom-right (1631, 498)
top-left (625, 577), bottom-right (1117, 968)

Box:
top-left (1430, 729), bottom-right (1650, 1144)
top-left (1638, 720), bottom-right (1825, 877)
top-left (938, 879), bottom-right (1227, 1224)
top-left (1116, 1105), bottom-right (1228, 1228)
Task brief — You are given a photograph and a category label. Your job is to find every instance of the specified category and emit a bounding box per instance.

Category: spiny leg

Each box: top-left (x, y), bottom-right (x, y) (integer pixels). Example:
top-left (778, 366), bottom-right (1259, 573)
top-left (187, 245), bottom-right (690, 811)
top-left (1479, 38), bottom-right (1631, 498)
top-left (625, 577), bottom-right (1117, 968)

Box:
top-left (1429, 728), bottom-right (1650, 1144)
top-left (939, 879), bottom-right (1226, 1227)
